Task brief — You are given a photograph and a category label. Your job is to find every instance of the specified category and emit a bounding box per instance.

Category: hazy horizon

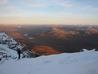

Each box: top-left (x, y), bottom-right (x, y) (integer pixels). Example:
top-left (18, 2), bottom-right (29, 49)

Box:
top-left (0, 0), bottom-right (98, 25)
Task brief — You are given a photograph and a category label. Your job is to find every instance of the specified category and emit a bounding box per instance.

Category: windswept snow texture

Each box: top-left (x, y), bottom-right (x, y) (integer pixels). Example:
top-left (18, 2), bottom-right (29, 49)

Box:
top-left (0, 44), bottom-right (18, 59)
top-left (0, 32), bottom-right (98, 74)
top-left (0, 32), bottom-right (23, 61)
top-left (0, 50), bottom-right (98, 74)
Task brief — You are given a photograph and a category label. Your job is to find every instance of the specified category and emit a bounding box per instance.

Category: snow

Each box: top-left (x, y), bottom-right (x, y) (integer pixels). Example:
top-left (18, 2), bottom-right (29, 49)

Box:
top-left (0, 33), bottom-right (9, 42)
top-left (0, 44), bottom-right (18, 59)
top-left (0, 50), bottom-right (98, 74)
top-left (24, 34), bottom-right (28, 37)
top-left (0, 32), bottom-right (23, 61)
top-left (0, 32), bottom-right (98, 74)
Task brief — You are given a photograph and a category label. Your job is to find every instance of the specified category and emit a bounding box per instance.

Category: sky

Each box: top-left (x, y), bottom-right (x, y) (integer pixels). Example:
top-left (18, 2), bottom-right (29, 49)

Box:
top-left (0, 0), bottom-right (98, 25)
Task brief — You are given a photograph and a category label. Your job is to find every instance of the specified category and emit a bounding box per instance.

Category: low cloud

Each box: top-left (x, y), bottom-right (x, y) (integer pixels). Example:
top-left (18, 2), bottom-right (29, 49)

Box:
top-left (59, 2), bottom-right (74, 8)
top-left (0, 0), bottom-right (8, 5)
top-left (22, 0), bottom-right (74, 8)
top-left (27, 3), bottom-right (47, 8)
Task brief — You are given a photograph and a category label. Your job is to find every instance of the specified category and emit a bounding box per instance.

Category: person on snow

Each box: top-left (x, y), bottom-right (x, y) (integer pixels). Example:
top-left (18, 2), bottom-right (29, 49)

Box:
top-left (17, 49), bottom-right (22, 59)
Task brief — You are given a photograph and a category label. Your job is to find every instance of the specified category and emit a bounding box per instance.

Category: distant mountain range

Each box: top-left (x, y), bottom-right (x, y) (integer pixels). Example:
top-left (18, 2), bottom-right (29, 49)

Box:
top-left (0, 25), bottom-right (98, 54)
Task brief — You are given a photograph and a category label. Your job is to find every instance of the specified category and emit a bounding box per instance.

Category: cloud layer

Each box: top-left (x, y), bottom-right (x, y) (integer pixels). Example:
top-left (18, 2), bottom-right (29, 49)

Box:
top-left (0, 0), bottom-right (98, 24)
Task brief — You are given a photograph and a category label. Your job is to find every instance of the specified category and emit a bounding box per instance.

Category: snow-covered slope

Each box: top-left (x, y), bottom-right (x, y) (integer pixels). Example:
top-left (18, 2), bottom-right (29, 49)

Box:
top-left (0, 50), bottom-right (98, 74)
top-left (0, 32), bottom-right (98, 74)
top-left (0, 32), bottom-right (23, 61)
